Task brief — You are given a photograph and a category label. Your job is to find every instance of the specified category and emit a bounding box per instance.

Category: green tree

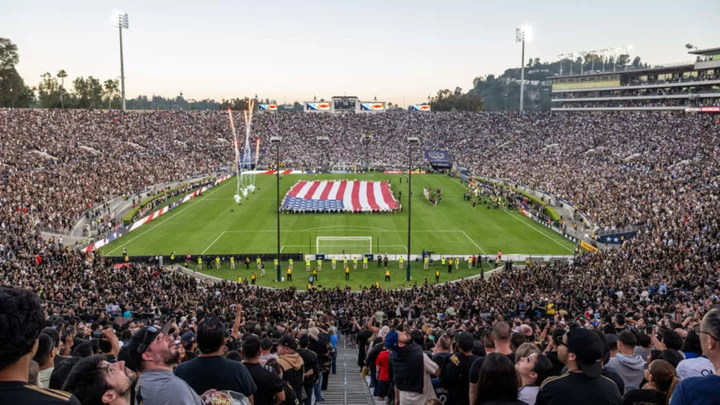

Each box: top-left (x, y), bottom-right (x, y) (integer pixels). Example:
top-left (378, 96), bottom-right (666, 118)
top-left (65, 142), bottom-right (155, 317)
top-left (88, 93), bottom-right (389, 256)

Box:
top-left (0, 38), bottom-right (19, 70)
top-left (87, 76), bottom-right (102, 109)
top-left (0, 38), bottom-right (35, 108)
top-left (103, 79), bottom-right (119, 109)
top-left (37, 72), bottom-right (61, 108)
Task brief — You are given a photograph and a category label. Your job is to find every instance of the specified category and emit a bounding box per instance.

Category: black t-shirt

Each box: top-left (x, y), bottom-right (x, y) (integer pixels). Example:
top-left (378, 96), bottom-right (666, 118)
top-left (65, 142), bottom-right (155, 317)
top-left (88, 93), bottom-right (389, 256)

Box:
top-left (603, 367), bottom-right (626, 395)
top-left (279, 381), bottom-right (300, 405)
top-left (243, 362), bottom-right (285, 405)
top-left (536, 372), bottom-right (622, 405)
top-left (357, 330), bottom-right (373, 367)
top-left (622, 388), bottom-right (667, 405)
top-left (440, 353), bottom-right (479, 405)
top-left (432, 352), bottom-right (452, 372)
top-left (0, 381), bottom-right (81, 405)
top-left (174, 356), bottom-right (257, 398)
top-left (469, 353), bottom-right (515, 384)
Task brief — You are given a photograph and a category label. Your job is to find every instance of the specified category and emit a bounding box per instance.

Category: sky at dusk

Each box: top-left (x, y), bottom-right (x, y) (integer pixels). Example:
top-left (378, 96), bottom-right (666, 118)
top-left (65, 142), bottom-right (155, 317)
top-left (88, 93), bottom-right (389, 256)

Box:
top-left (2, 0), bottom-right (719, 105)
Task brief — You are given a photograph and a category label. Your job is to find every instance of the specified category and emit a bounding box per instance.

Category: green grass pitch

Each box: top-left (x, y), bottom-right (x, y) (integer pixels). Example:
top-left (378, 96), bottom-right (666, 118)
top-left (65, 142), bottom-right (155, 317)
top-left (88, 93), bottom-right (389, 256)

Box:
top-left (99, 173), bottom-right (575, 287)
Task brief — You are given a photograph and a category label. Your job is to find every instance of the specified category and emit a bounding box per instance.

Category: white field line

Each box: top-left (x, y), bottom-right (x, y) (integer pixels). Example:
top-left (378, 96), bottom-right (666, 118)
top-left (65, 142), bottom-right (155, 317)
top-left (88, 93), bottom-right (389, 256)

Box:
top-left (450, 175), bottom-right (572, 253)
top-left (103, 179), bottom-right (230, 255)
top-left (225, 229), bottom-right (474, 233)
top-left (503, 210), bottom-right (575, 253)
top-left (279, 245), bottom-right (309, 253)
top-left (460, 230), bottom-right (487, 255)
top-left (201, 231), bottom-right (226, 254)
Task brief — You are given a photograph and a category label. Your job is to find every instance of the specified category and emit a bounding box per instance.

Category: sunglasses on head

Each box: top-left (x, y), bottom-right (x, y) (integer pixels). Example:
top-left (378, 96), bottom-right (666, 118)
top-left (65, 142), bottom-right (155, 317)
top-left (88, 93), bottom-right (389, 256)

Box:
top-left (136, 326), bottom-right (161, 354)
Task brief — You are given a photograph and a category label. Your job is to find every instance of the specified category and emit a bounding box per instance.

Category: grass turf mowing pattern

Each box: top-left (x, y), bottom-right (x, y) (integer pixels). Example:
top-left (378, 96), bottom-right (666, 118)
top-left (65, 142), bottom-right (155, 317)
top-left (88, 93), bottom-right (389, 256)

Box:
top-left (99, 174), bottom-right (575, 258)
top-left (188, 260), bottom-right (495, 290)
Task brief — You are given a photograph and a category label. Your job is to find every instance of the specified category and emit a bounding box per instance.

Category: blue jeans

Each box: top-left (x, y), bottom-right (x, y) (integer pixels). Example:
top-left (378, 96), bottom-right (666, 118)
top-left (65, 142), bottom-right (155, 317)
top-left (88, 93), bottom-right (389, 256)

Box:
top-left (303, 386), bottom-right (313, 405)
top-left (313, 374), bottom-right (323, 402)
top-left (331, 353), bottom-right (337, 374)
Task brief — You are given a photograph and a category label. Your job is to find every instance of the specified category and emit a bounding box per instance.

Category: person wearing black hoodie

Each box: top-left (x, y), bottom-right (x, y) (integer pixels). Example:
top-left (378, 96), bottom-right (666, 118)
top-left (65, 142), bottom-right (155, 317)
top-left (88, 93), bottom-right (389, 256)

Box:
top-left (390, 329), bottom-right (440, 404)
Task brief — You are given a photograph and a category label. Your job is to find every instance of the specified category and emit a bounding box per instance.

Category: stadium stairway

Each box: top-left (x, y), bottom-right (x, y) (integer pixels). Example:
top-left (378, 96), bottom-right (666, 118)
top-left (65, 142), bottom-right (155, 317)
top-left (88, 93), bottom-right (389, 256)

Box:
top-left (323, 336), bottom-right (375, 405)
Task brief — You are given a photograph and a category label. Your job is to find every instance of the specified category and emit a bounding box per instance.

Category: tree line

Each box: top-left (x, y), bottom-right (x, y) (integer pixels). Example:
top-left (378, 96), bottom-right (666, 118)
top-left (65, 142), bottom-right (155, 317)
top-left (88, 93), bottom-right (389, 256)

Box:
top-left (430, 53), bottom-right (648, 112)
top-left (2, 36), bottom-right (651, 112)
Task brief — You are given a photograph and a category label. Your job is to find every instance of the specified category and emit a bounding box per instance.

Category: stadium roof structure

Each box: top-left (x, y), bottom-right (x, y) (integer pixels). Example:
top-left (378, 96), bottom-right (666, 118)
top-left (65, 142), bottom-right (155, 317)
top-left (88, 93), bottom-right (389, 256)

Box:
top-left (550, 63), bottom-right (695, 80)
top-left (688, 46), bottom-right (720, 56)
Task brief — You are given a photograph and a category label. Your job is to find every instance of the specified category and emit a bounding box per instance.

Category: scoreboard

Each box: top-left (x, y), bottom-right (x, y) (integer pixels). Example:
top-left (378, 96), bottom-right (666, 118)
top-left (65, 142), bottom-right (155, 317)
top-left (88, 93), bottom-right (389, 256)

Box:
top-left (303, 97), bottom-right (387, 113)
top-left (332, 96), bottom-right (358, 112)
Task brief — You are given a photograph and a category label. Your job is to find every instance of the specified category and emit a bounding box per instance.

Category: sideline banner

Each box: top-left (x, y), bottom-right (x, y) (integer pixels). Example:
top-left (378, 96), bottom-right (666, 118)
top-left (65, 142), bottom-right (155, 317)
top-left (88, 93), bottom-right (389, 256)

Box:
top-left (580, 240), bottom-right (598, 253)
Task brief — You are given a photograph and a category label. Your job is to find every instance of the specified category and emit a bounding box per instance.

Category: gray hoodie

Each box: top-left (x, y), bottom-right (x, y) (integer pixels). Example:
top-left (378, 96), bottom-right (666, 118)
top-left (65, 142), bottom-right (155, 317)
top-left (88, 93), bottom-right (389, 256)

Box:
top-left (607, 353), bottom-right (646, 393)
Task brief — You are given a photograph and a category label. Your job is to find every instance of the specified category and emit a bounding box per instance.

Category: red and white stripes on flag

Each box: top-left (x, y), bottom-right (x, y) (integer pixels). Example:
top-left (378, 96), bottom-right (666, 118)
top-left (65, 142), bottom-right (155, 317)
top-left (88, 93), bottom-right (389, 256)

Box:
top-left (286, 180), bottom-right (400, 212)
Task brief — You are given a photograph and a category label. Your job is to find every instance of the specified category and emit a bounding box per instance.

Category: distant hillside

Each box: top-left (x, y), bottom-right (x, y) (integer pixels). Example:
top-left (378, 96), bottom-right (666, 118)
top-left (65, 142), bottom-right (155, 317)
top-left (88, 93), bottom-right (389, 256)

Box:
top-left (430, 54), bottom-right (647, 111)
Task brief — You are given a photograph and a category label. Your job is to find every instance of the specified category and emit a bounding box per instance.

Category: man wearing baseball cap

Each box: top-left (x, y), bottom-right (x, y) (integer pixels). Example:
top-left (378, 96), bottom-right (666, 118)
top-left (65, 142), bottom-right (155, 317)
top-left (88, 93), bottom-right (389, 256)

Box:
top-left (536, 328), bottom-right (622, 405)
top-left (123, 323), bottom-right (206, 405)
top-left (277, 334), bottom-right (305, 403)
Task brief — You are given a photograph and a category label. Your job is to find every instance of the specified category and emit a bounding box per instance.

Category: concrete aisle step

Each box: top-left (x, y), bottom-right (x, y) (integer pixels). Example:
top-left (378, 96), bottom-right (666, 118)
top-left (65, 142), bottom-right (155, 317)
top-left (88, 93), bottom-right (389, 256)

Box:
top-left (322, 335), bottom-right (374, 405)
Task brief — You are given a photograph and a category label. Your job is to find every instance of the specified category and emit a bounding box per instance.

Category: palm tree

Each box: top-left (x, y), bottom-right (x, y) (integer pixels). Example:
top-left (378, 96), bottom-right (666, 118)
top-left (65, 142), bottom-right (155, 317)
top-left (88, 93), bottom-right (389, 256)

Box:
top-left (57, 70), bottom-right (67, 108)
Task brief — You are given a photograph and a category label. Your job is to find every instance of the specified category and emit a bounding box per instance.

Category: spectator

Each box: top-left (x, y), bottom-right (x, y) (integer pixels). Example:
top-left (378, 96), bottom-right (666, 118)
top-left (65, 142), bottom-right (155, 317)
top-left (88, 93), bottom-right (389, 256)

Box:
top-left (670, 309), bottom-right (720, 405)
top-left (470, 322), bottom-right (515, 404)
top-left (265, 359), bottom-right (301, 405)
top-left (174, 317), bottom-right (256, 400)
top-left (241, 335), bottom-right (285, 405)
top-left (440, 331), bottom-right (479, 405)
top-left (392, 328), bottom-right (439, 404)
top-left (607, 331), bottom-right (646, 393)
top-left (124, 324), bottom-right (206, 405)
top-left (295, 334), bottom-right (319, 405)
top-left (62, 355), bottom-right (137, 405)
top-left (516, 353), bottom-right (553, 405)
top-left (545, 329), bottom-right (566, 376)
top-left (634, 333), bottom-right (652, 362)
top-left (475, 352), bottom-right (525, 405)
top-left (374, 339), bottom-right (392, 402)
top-left (0, 287), bottom-right (81, 404)
top-left (34, 333), bottom-right (58, 389)
top-left (276, 334), bottom-right (305, 404)
top-left (622, 359), bottom-right (677, 405)
top-left (307, 327), bottom-right (328, 402)
top-left (49, 358), bottom-right (81, 391)
top-left (180, 332), bottom-right (197, 363)
top-left (259, 338), bottom-right (278, 365)
top-left (536, 328), bottom-right (621, 405)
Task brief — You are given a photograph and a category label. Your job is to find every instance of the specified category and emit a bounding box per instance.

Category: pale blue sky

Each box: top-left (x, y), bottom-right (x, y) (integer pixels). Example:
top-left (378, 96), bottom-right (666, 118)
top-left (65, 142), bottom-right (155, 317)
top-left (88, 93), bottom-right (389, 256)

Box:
top-left (2, 0), bottom-right (718, 105)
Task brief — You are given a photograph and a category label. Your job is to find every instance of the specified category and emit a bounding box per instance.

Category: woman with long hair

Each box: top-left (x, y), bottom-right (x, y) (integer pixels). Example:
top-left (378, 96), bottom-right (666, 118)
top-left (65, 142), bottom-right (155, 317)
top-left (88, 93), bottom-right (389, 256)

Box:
top-left (622, 359), bottom-right (678, 405)
top-left (475, 352), bottom-right (526, 405)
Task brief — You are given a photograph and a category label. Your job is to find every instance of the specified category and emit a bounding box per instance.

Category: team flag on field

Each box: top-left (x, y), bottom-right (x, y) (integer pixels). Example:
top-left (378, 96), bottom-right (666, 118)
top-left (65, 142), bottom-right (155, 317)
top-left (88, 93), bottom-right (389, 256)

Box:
top-left (281, 180), bottom-right (400, 213)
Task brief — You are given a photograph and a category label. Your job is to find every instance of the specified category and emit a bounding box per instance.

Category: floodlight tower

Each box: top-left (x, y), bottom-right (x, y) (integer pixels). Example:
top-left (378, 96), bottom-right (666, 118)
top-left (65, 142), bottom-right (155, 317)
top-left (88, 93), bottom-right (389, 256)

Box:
top-left (115, 13), bottom-right (129, 110)
top-left (516, 26), bottom-right (532, 112)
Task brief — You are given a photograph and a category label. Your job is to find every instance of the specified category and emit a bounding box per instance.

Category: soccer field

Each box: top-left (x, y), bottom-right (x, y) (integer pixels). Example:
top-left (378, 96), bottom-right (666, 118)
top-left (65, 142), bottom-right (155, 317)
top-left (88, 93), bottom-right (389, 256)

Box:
top-left (99, 173), bottom-right (575, 259)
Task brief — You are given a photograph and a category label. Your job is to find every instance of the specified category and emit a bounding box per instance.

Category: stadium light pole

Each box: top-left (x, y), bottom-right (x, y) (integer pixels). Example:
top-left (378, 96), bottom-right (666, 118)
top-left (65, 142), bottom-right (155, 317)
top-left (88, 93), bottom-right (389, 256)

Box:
top-left (114, 12), bottom-right (129, 111)
top-left (406, 137), bottom-right (419, 282)
top-left (271, 136), bottom-right (282, 282)
top-left (516, 26), bottom-right (531, 112)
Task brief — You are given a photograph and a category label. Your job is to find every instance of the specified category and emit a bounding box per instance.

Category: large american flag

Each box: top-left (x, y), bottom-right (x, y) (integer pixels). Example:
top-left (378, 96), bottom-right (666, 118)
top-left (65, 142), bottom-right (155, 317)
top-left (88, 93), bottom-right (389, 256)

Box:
top-left (281, 180), bottom-right (400, 213)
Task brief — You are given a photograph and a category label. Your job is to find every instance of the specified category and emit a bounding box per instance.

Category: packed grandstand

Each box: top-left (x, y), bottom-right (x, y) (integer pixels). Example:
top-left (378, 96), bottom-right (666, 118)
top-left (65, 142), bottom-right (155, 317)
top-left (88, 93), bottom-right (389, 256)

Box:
top-left (1, 109), bottom-right (720, 405)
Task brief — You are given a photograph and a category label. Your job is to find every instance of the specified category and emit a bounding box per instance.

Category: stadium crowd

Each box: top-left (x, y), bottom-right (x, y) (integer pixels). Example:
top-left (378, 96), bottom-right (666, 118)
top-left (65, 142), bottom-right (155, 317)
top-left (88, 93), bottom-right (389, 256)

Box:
top-left (1, 109), bottom-right (719, 404)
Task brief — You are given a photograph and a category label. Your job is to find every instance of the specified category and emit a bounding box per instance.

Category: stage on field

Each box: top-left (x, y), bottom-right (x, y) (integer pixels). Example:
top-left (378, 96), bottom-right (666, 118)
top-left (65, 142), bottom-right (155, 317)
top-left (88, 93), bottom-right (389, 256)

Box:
top-left (281, 180), bottom-right (400, 213)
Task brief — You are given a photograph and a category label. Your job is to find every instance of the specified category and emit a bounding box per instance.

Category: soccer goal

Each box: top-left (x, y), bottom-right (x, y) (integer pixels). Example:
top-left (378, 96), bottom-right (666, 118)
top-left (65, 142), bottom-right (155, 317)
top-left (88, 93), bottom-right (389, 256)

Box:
top-left (316, 236), bottom-right (372, 255)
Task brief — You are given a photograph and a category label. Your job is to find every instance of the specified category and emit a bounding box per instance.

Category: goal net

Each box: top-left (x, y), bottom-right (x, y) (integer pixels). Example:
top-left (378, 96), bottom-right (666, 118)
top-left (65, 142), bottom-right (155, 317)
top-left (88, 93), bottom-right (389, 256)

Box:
top-left (316, 236), bottom-right (372, 255)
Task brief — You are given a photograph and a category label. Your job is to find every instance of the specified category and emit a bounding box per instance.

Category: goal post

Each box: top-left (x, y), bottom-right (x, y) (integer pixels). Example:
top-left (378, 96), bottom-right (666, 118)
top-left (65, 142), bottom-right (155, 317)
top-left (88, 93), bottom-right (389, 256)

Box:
top-left (316, 236), bottom-right (372, 255)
